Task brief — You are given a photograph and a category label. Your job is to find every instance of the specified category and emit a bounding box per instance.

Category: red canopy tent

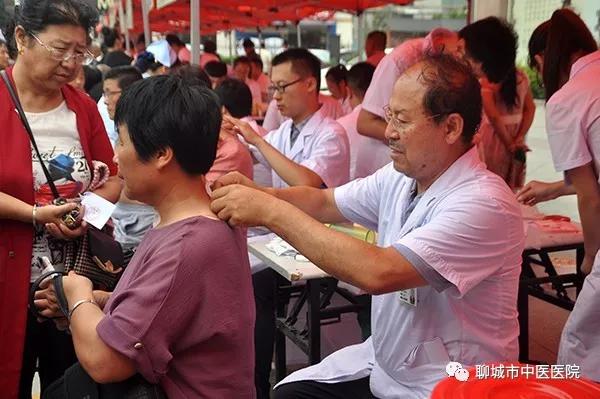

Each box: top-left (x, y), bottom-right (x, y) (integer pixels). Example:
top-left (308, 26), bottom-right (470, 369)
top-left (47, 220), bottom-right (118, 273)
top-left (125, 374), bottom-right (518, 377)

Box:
top-left (114, 0), bottom-right (414, 63)
top-left (127, 0), bottom-right (412, 34)
top-left (141, 1), bottom-right (327, 34)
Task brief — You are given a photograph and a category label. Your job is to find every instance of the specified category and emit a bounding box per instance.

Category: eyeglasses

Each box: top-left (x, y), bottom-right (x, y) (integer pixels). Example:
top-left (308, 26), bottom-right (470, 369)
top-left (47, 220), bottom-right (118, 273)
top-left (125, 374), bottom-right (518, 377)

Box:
top-left (383, 105), bottom-right (442, 131)
top-left (268, 77), bottom-right (303, 96)
top-left (30, 33), bottom-right (94, 65)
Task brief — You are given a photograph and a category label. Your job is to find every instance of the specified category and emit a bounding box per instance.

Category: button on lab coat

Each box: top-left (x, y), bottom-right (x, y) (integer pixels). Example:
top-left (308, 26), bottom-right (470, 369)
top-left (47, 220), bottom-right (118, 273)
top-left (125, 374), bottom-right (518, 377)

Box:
top-left (276, 147), bottom-right (525, 398)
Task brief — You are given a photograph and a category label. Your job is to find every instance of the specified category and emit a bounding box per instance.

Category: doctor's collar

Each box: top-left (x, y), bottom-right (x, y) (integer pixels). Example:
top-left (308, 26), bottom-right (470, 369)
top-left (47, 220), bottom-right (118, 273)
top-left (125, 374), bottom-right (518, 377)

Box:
top-left (292, 111), bottom-right (316, 131)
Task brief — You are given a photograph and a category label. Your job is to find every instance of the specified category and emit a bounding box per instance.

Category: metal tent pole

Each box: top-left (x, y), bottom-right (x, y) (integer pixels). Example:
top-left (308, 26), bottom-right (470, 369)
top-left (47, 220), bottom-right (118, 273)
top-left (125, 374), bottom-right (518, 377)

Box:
top-left (191, 0), bottom-right (201, 65)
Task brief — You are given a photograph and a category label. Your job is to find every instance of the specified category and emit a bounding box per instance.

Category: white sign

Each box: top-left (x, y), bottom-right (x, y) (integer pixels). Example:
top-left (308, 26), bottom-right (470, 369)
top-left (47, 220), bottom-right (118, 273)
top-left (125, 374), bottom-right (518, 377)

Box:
top-left (156, 0), bottom-right (177, 9)
top-left (97, 0), bottom-right (114, 10)
top-left (125, 0), bottom-right (133, 29)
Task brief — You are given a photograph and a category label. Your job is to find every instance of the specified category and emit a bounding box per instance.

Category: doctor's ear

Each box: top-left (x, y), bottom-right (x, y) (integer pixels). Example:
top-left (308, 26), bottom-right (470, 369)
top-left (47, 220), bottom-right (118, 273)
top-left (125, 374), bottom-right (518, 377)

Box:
top-left (443, 113), bottom-right (464, 145)
top-left (305, 76), bottom-right (318, 94)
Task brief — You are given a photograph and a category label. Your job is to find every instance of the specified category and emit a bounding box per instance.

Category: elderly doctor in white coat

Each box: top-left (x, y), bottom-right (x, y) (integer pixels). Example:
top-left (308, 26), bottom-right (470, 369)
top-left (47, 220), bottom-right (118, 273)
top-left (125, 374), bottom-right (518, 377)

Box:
top-left (211, 54), bottom-right (525, 399)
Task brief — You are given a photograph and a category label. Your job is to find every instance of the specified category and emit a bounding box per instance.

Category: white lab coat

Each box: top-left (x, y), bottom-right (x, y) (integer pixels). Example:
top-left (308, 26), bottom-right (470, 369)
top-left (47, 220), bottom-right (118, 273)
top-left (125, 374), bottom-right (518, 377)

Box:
top-left (97, 97), bottom-right (117, 148)
top-left (252, 106), bottom-right (350, 189)
top-left (548, 50), bottom-right (600, 381)
top-left (276, 147), bottom-right (525, 398)
top-left (262, 93), bottom-right (345, 132)
top-left (558, 251), bottom-right (600, 380)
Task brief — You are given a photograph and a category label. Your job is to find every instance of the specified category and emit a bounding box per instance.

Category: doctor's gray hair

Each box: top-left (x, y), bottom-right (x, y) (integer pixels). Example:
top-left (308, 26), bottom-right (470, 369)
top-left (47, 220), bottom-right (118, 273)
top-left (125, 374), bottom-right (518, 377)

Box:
top-left (415, 54), bottom-right (482, 145)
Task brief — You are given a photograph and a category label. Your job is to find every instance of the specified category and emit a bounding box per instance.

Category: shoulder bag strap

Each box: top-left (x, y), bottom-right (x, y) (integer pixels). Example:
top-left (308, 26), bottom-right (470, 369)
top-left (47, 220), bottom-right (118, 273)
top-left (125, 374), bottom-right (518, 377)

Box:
top-left (1, 70), bottom-right (61, 199)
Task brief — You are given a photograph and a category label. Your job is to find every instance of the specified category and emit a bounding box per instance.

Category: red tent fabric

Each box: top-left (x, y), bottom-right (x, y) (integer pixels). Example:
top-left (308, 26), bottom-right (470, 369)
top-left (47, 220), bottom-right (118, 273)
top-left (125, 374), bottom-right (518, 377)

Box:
top-left (315, 0), bottom-right (412, 14)
top-left (125, 0), bottom-right (324, 34)
top-left (125, 0), bottom-right (413, 34)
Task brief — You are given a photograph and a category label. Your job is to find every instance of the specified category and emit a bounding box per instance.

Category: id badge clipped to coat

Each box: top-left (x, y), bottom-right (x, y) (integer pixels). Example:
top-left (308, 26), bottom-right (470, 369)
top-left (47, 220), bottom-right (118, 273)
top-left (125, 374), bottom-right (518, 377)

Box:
top-left (398, 288), bottom-right (418, 306)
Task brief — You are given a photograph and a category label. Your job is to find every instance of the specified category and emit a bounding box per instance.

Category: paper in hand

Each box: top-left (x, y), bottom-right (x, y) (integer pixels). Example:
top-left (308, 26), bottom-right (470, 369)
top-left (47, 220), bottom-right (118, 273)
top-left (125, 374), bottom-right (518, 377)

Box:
top-left (81, 192), bottom-right (116, 230)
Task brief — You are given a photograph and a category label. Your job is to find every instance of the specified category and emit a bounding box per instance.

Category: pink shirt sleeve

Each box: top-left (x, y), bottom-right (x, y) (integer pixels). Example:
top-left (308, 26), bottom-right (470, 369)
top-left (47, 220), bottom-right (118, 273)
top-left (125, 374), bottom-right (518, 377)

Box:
top-left (546, 94), bottom-right (593, 173)
top-left (361, 52), bottom-right (401, 118)
top-left (205, 134), bottom-right (253, 185)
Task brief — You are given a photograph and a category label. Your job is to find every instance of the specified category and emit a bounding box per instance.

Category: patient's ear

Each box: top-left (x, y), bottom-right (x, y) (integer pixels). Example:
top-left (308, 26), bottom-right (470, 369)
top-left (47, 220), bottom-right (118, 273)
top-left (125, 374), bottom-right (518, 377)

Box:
top-left (154, 147), bottom-right (174, 171)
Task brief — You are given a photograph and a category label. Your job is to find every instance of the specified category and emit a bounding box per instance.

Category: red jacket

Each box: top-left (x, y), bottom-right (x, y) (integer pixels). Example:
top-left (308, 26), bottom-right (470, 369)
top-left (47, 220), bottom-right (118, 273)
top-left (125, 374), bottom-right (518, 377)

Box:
top-left (0, 67), bottom-right (117, 398)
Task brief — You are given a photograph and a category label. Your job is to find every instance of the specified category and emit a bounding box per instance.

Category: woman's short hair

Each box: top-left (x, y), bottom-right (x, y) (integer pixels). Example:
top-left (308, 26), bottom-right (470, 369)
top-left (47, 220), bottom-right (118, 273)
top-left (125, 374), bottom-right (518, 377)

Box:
top-left (7, 0), bottom-right (98, 44)
top-left (325, 64), bottom-right (348, 84)
top-left (214, 78), bottom-right (253, 118)
top-left (346, 62), bottom-right (375, 99)
top-left (115, 75), bottom-right (222, 176)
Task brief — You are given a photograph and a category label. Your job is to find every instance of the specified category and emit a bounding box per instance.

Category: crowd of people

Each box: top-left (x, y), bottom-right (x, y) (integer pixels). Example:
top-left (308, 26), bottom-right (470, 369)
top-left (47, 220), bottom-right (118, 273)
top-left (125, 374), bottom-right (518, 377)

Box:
top-left (1, 0), bottom-right (599, 398)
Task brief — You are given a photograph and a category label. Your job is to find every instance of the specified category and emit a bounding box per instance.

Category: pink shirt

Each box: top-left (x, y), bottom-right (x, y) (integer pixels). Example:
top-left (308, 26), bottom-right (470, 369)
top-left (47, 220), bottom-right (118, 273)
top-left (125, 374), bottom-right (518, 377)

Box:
top-left (97, 216), bottom-right (255, 399)
top-left (177, 47), bottom-right (191, 63)
top-left (199, 52), bottom-right (220, 68)
top-left (337, 105), bottom-right (390, 180)
top-left (255, 73), bottom-right (271, 103)
top-left (546, 50), bottom-right (600, 184)
top-left (362, 37), bottom-right (429, 118)
top-left (205, 133), bottom-right (253, 185)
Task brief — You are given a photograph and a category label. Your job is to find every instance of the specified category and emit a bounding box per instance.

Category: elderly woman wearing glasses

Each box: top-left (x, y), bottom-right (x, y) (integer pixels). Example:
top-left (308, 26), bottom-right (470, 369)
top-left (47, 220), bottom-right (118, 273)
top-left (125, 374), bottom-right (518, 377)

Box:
top-left (0, 1), bottom-right (120, 397)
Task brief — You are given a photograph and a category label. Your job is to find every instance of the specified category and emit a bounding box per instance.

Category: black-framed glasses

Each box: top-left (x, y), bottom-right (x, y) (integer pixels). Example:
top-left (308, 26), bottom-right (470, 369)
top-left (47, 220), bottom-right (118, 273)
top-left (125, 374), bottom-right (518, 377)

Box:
top-left (268, 77), bottom-right (303, 96)
top-left (30, 32), bottom-right (94, 65)
top-left (383, 105), bottom-right (442, 131)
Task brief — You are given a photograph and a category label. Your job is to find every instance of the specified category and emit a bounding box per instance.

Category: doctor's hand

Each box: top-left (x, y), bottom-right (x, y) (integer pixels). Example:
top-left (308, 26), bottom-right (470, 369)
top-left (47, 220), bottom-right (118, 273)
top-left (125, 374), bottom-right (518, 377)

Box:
top-left (222, 114), bottom-right (262, 146)
top-left (211, 171), bottom-right (260, 192)
top-left (582, 255), bottom-right (595, 275)
top-left (210, 184), bottom-right (279, 227)
top-left (517, 180), bottom-right (562, 206)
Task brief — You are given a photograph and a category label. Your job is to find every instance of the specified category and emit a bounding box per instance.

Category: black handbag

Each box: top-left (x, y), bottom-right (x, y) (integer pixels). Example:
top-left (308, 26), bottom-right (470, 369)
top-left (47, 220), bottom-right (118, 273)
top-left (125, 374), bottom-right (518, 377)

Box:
top-left (1, 70), bottom-right (128, 291)
top-left (42, 362), bottom-right (167, 399)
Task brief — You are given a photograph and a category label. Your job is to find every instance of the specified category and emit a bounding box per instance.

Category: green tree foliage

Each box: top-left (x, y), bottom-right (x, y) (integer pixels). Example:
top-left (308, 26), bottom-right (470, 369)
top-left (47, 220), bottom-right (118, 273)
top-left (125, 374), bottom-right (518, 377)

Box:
top-left (521, 65), bottom-right (545, 100)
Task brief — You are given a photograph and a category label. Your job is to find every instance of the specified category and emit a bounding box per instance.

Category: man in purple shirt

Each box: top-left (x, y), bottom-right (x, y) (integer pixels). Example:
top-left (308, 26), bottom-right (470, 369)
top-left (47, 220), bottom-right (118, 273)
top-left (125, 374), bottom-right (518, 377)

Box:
top-left (37, 76), bottom-right (256, 398)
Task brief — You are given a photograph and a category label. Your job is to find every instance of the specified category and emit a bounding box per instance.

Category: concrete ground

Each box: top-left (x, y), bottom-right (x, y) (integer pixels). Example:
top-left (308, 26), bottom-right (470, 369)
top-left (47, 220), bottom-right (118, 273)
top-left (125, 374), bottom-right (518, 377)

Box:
top-left (31, 101), bottom-right (577, 397)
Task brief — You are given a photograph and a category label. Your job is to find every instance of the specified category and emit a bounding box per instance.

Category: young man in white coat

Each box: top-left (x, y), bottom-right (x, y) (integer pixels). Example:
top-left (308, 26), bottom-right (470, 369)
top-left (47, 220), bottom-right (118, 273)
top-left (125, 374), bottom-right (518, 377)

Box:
top-left (223, 48), bottom-right (350, 399)
top-left (211, 54), bottom-right (525, 399)
top-left (225, 48), bottom-right (349, 190)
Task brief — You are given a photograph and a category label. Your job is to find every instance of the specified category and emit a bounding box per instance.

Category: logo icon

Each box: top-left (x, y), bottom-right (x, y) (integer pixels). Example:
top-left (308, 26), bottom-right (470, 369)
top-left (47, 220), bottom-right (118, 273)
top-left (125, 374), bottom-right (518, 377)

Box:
top-left (446, 362), bottom-right (470, 382)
